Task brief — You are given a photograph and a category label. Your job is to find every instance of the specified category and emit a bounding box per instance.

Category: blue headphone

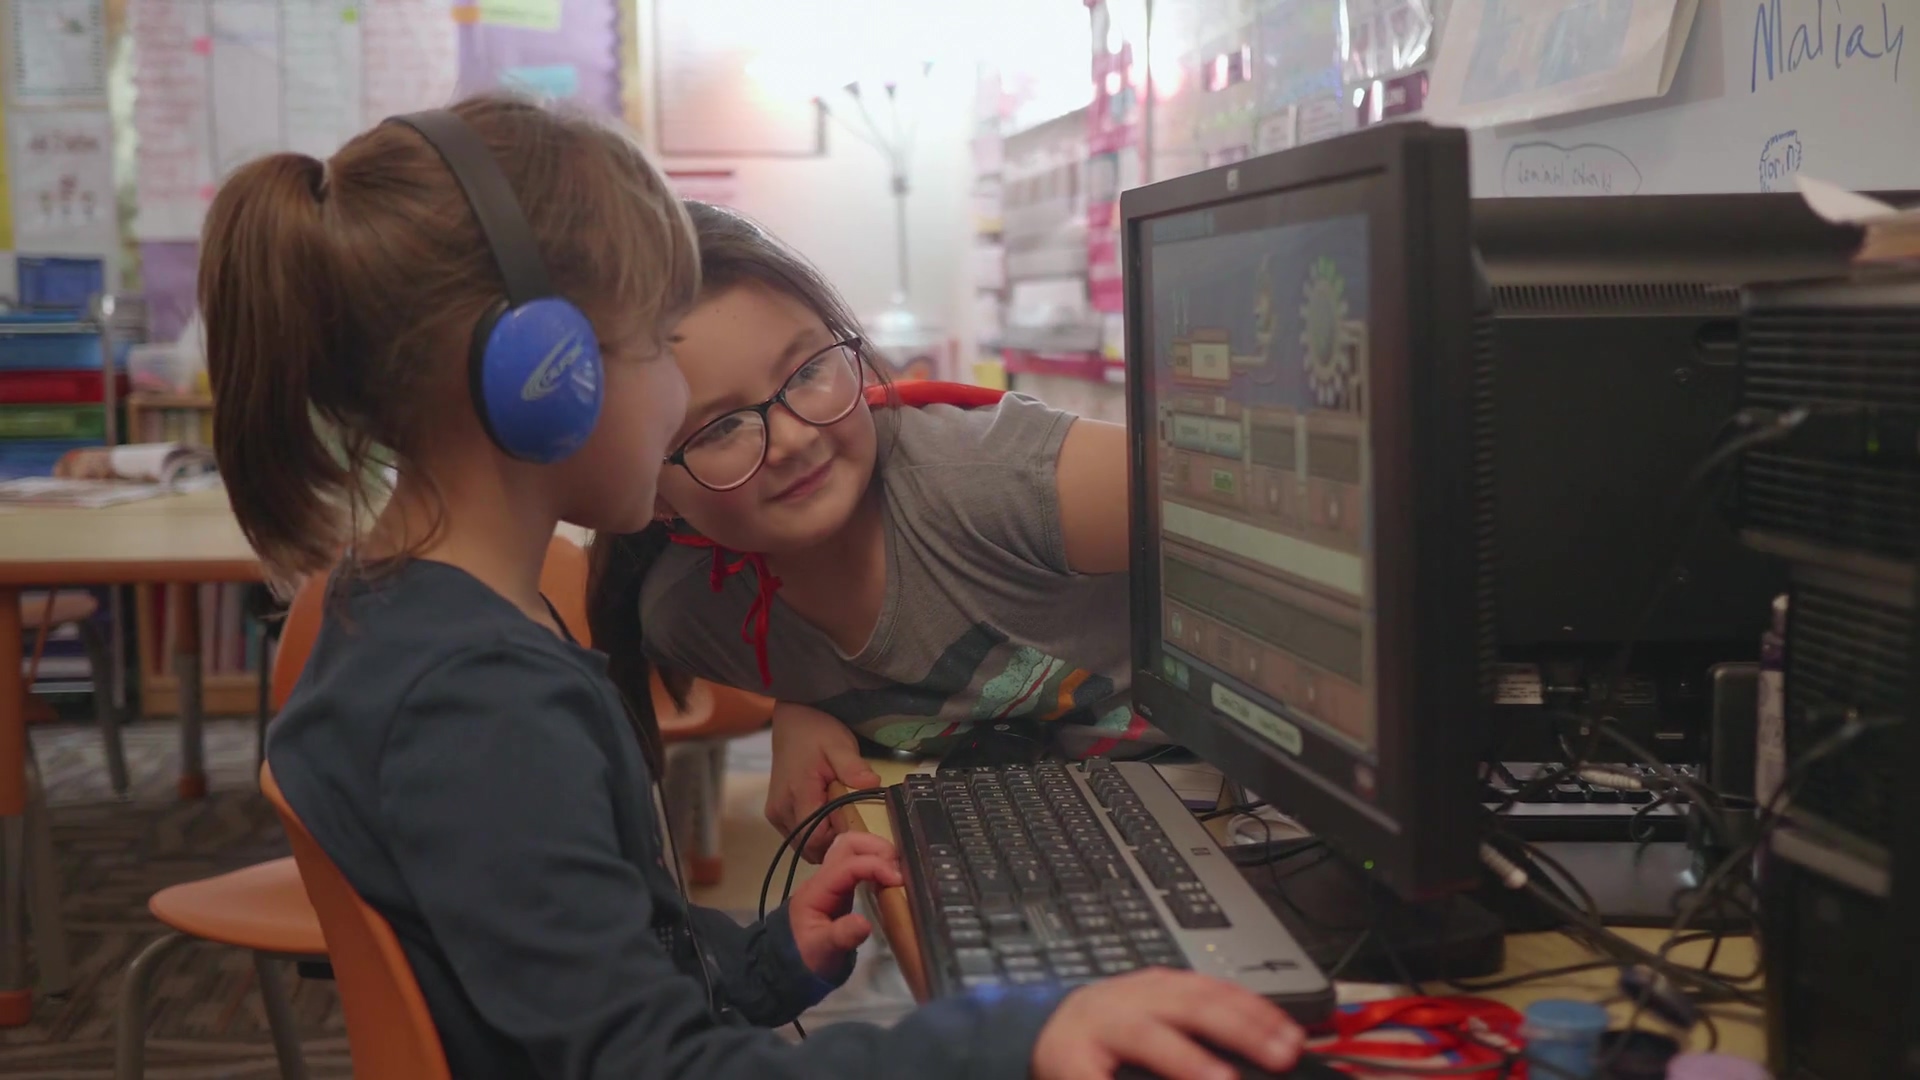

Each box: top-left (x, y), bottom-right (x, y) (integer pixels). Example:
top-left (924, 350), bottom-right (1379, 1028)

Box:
top-left (388, 109), bottom-right (603, 464)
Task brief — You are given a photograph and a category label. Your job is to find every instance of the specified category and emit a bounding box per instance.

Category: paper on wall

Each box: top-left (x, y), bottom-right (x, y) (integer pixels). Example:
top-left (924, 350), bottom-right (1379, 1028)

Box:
top-left (8, 0), bottom-right (108, 107)
top-left (281, 1), bottom-right (364, 158)
top-left (210, 0), bottom-right (285, 175)
top-left (476, 0), bottom-right (560, 31)
top-left (9, 109), bottom-right (116, 250)
top-left (132, 0), bottom-right (217, 241)
top-left (1426, 0), bottom-right (1700, 129)
top-left (361, 0), bottom-right (459, 124)
top-left (0, 86), bottom-right (13, 251)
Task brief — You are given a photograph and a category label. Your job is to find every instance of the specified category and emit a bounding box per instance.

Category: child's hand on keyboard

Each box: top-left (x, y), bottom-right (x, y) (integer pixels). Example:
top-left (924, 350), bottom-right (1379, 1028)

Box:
top-left (1030, 969), bottom-right (1305, 1080)
top-left (786, 832), bottom-right (903, 979)
top-left (767, 702), bottom-right (882, 863)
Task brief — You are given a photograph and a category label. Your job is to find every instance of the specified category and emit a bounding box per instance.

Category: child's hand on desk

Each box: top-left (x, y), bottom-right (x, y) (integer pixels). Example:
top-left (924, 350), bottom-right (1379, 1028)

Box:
top-left (786, 832), bottom-right (902, 979)
top-left (767, 702), bottom-right (882, 863)
top-left (1031, 970), bottom-right (1305, 1080)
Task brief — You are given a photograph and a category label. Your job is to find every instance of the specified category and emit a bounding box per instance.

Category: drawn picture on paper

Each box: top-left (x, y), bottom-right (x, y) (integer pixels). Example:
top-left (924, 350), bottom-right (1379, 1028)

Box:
top-left (9, 0), bottom-right (108, 105)
top-left (11, 111), bottom-right (115, 243)
top-left (1427, 0), bottom-right (1695, 128)
top-left (1461, 0), bottom-right (1636, 103)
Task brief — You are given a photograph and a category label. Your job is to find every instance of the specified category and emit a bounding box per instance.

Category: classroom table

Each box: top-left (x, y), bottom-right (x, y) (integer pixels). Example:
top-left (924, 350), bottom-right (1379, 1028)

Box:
top-left (0, 486), bottom-right (261, 1025)
top-left (843, 760), bottom-right (1766, 1069)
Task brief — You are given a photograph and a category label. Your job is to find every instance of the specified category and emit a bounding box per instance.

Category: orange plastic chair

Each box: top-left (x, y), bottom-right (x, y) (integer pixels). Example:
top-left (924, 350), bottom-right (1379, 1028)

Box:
top-left (263, 763), bottom-right (451, 1079)
top-left (115, 858), bottom-right (324, 1080)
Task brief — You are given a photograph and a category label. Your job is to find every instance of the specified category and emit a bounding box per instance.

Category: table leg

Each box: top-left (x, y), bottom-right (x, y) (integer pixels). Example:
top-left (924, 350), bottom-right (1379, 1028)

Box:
top-left (0, 587), bottom-right (33, 1025)
top-left (170, 586), bottom-right (206, 800)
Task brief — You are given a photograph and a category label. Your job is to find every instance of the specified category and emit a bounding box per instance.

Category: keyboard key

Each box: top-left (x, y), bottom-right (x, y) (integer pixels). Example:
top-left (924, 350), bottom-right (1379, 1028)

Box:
top-left (910, 800), bottom-right (956, 848)
top-left (1052, 963), bottom-right (1094, 980)
top-left (961, 975), bottom-right (1003, 990)
top-left (1007, 969), bottom-right (1052, 985)
top-left (949, 928), bottom-right (986, 947)
top-left (1138, 944), bottom-right (1185, 967)
top-left (1097, 957), bottom-right (1141, 975)
top-left (985, 911), bottom-right (1026, 933)
top-left (954, 948), bottom-right (997, 976)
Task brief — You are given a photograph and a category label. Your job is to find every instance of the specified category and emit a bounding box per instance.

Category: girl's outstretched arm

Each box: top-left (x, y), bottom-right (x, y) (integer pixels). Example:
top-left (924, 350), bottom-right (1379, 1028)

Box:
top-left (1054, 418), bottom-right (1132, 575)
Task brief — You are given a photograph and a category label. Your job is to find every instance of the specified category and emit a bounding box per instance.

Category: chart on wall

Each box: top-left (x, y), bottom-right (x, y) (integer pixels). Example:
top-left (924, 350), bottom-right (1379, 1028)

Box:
top-left (132, 0), bottom-right (459, 241)
top-left (1463, 0), bottom-right (1920, 197)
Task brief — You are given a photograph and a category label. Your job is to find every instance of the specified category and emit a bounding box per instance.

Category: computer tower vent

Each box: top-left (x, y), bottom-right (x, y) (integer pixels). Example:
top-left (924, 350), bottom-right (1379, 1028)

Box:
top-left (1784, 579), bottom-right (1908, 848)
top-left (1743, 306), bottom-right (1920, 413)
top-left (1739, 451), bottom-right (1917, 562)
top-left (1490, 282), bottom-right (1739, 316)
top-left (1471, 312), bottom-right (1499, 703)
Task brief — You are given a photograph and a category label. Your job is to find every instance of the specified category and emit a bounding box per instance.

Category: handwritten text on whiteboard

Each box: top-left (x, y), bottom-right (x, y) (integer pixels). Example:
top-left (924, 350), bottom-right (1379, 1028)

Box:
top-left (1501, 142), bottom-right (1644, 197)
top-left (1751, 0), bottom-right (1905, 92)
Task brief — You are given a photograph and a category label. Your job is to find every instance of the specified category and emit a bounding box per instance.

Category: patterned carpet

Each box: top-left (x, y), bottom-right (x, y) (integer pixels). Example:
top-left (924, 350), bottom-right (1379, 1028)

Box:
top-left (0, 720), bottom-right (350, 1079)
top-left (0, 722), bottom-right (914, 1079)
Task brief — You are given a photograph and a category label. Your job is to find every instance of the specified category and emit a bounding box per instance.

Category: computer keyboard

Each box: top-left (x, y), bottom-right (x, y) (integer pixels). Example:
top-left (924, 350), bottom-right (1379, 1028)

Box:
top-left (889, 758), bottom-right (1332, 1018)
top-left (1481, 761), bottom-right (1694, 843)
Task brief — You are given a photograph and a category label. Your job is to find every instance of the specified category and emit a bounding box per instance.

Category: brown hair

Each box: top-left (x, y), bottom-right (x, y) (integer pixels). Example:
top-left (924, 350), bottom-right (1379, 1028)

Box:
top-left (202, 93), bottom-right (698, 585)
top-left (587, 201), bottom-right (888, 729)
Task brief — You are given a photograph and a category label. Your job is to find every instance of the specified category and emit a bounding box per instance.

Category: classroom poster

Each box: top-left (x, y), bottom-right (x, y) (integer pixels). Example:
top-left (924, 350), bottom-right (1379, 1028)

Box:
top-left (475, 0), bottom-right (560, 31)
top-left (282, 0), bottom-right (365, 158)
top-left (7, 0), bottom-right (109, 107)
top-left (362, 0), bottom-right (460, 123)
top-left (0, 86), bottom-right (13, 251)
top-left (132, 0), bottom-right (216, 241)
top-left (9, 110), bottom-right (116, 250)
top-left (210, 0), bottom-right (286, 175)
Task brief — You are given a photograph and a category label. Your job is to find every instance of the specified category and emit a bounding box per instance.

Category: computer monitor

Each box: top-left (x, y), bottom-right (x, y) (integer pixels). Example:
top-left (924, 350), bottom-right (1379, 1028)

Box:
top-left (1121, 122), bottom-right (1487, 902)
top-left (1472, 194), bottom-right (1864, 764)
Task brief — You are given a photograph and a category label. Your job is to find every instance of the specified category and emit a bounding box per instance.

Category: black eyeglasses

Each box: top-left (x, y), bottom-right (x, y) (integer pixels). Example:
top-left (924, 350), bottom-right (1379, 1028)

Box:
top-left (665, 338), bottom-right (866, 492)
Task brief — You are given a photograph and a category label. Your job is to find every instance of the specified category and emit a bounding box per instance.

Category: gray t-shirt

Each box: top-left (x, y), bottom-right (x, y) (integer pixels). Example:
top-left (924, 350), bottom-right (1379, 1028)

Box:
top-left (641, 393), bottom-right (1149, 756)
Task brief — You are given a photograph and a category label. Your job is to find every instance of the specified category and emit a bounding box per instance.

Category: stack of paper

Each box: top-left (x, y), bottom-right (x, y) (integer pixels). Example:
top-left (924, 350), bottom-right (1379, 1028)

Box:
top-left (1796, 177), bottom-right (1920, 265)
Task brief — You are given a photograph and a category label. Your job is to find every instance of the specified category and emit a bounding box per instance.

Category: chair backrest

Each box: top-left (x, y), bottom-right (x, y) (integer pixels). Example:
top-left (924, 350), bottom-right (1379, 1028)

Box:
top-left (270, 535), bottom-right (594, 713)
top-left (261, 763), bottom-right (452, 1080)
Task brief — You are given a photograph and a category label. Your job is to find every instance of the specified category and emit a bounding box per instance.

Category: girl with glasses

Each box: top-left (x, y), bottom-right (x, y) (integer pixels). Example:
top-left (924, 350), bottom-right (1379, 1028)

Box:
top-left (589, 203), bottom-right (1166, 865)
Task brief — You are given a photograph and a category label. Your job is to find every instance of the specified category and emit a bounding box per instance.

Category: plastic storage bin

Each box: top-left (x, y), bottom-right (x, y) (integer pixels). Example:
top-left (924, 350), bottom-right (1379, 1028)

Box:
top-left (0, 437), bottom-right (94, 479)
top-left (17, 257), bottom-right (104, 312)
top-left (0, 404), bottom-right (108, 440)
top-left (0, 370), bottom-right (128, 404)
top-left (0, 314), bottom-right (131, 371)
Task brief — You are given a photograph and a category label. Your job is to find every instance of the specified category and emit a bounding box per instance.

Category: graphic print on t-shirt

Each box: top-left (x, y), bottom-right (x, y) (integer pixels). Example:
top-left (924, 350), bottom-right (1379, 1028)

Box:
top-left (814, 621), bottom-right (1140, 755)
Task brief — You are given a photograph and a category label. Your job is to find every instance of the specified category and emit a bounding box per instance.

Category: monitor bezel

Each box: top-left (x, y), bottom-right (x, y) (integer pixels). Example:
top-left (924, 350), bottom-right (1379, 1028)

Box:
top-left (1121, 121), bottom-right (1485, 901)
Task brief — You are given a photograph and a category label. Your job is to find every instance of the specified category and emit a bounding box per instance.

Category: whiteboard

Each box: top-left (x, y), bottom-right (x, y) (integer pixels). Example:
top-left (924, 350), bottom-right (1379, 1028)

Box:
top-left (1466, 0), bottom-right (1918, 197)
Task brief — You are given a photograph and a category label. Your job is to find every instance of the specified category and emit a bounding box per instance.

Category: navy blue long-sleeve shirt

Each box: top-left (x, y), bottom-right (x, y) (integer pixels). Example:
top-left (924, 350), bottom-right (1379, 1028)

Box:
top-left (268, 559), bottom-right (1065, 1079)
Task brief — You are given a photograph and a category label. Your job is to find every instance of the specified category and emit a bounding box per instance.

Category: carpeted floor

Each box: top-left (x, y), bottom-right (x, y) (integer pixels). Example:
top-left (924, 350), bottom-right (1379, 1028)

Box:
top-left (0, 720), bottom-right (349, 1079)
top-left (0, 720), bottom-right (913, 1079)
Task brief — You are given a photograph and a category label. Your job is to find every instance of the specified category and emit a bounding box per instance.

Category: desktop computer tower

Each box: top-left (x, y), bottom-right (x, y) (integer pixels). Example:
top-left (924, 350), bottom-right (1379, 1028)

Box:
top-left (1734, 272), bottom-right (1920, 1079)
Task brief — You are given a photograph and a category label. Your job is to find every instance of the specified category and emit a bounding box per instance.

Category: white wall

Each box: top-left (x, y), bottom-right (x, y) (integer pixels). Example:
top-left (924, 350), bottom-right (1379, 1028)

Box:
top-left (635, 1), bottom-right (979, 367)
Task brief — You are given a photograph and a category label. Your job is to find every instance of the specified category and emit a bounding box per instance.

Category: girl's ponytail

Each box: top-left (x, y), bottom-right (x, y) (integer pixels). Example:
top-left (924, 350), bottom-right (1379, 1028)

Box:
top-left (200, 153), bottom-right (360, 582)
top-left (587, 526), bottom-right (687, 777)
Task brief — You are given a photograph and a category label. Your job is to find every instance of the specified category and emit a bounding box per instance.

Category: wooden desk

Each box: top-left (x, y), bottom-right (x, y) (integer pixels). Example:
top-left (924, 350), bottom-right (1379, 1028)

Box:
top-left (842, 760), bottom-right (1764, 1066)
top-left (0, 486), bottom-right (261, 1024)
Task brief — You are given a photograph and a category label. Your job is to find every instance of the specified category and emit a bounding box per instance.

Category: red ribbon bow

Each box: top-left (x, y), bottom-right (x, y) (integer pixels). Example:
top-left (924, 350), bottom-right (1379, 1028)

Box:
top-left (667, 381), bottom-right (1007, 687)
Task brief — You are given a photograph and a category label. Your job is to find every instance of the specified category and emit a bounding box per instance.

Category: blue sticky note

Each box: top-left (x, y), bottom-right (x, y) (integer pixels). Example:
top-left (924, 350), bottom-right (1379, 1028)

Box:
top-left (502, 64), bottom-right (579, 101)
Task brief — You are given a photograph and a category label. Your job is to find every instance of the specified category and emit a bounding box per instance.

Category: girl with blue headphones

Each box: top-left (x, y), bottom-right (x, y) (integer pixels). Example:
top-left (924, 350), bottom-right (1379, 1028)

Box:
top-left (207, 94), bottom-right (1304, 1080)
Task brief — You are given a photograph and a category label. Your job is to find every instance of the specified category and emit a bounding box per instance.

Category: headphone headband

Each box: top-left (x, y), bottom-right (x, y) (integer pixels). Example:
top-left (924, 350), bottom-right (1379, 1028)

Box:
top-left (387, 109), bottom-right (552, 307)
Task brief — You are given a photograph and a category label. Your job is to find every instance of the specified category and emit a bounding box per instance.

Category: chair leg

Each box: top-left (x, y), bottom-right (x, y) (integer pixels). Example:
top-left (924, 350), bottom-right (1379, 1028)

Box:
top-left (115, 932), bottom-right (190, 1080)
top-left (78, 620), bottom-right (129, 798)
top-left (23, 753), bottom-right (70, 996)
top-left (255, 628), bottom-right (274, 776)
top-left (691, 741), bottom-right (726, 886)
top-left (253, 953), bottom-right (310, 1080)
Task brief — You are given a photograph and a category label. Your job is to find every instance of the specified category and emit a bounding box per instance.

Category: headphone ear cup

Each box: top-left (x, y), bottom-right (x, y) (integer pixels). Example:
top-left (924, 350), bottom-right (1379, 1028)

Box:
top-left (471, 297), bottom-right (604, 463)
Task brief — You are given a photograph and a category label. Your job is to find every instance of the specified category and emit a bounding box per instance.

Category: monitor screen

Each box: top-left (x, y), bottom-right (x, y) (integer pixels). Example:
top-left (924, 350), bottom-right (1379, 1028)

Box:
top-left (1137, 182), bottom-right (1383, 804)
